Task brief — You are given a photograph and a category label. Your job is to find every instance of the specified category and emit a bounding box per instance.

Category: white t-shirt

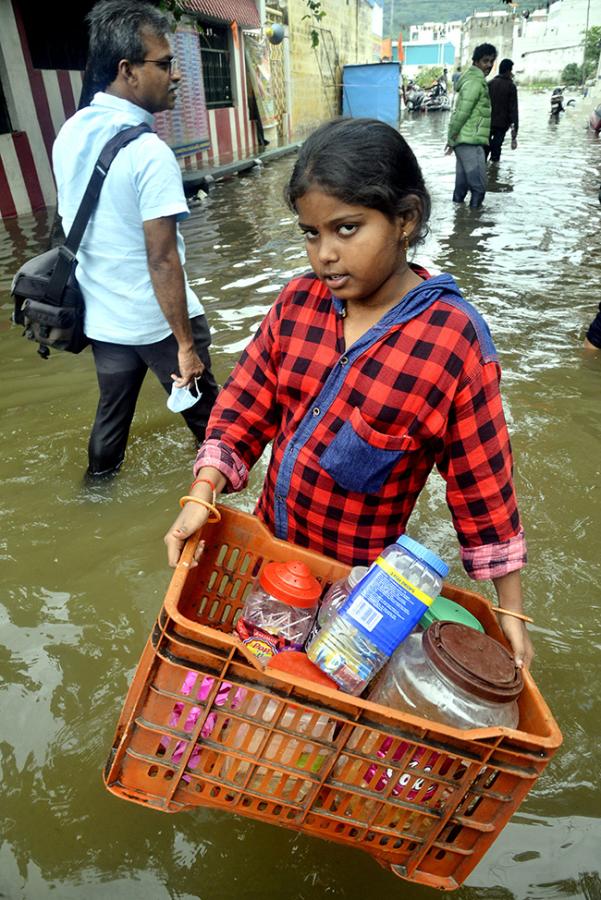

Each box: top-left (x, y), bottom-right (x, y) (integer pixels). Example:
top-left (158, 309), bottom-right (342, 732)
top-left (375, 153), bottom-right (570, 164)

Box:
top-left (52, 92), bottom-right (203, 345)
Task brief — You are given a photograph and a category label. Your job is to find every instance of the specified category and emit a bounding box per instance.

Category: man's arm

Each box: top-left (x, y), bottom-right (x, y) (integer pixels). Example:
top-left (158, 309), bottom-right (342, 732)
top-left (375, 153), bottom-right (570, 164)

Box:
top-left (144, 215), bottom-right (204, 386)
top-left (510, 83), bottom-right (519, 135)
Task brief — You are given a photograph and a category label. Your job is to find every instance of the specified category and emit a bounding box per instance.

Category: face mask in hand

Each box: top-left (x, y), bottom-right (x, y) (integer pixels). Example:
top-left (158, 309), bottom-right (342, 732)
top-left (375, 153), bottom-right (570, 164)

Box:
top-left (167, 377), bottom-right (202, 413)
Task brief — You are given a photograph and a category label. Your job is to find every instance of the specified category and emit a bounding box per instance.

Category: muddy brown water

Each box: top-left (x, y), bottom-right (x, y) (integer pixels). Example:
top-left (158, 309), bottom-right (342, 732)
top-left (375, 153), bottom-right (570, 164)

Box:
top-left (1, 92), bottom-right (600, 899)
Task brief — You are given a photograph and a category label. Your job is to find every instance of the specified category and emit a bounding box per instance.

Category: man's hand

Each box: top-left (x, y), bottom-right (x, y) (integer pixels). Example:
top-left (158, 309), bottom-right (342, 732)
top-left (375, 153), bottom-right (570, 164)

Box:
top-left (444, 143), bottom-right (454, 156)
top-left (172, 345), bottom-right (205, 387)
top-left (511, 136), bottom-right (518, 150)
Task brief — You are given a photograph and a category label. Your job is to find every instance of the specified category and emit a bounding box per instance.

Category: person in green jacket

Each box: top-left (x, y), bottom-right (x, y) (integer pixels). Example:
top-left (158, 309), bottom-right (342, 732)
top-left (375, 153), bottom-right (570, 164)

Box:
top-left (446, 43), bottom-right (497, 208)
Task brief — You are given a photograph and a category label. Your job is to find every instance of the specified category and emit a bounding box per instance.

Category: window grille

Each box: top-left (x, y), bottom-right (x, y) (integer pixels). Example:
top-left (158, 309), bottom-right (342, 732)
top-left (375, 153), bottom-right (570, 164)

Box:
top-left (199, 24), bottom-right (234, 109)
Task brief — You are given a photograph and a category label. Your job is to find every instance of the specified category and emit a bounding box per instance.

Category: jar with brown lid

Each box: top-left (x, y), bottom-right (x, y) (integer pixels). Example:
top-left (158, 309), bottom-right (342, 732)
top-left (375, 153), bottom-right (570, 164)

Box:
top-left (368, 621), bottom-right (523, 729)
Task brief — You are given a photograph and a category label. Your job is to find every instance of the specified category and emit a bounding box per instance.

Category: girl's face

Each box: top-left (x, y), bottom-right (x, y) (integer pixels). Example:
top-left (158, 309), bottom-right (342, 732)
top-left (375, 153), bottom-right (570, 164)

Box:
top-left (296, 189), bottom-right (410, 309)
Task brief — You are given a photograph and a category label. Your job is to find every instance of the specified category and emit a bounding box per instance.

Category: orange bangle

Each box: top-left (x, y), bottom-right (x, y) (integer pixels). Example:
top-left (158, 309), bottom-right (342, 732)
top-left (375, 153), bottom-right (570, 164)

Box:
top-left (190, 476), bottom-right (217, 505)
top-left (179, 495), bottom-right (221, 523)
top-left (191, 476), bottom-right (216, 492)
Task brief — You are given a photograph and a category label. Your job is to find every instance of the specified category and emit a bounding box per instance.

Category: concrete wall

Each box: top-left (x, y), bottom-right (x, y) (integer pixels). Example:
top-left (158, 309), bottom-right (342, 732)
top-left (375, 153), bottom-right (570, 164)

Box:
top-left (407, 20), bottom-right (462, 59)
top-left (461, 11), bottom-right (514, 70)
top-left (513, 0), bottom-right (601, 83)
top-left (287, 0), bottom-right (375, 138)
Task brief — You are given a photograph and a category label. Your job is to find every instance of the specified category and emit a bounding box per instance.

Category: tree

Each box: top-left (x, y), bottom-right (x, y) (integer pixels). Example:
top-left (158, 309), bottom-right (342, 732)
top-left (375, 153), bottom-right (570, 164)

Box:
top-left (583, 25), bottom-right (601, 80)
top-left (562, 62), bottom-right (582, 85)
top-left (415, 66), bottom-right (443, 88)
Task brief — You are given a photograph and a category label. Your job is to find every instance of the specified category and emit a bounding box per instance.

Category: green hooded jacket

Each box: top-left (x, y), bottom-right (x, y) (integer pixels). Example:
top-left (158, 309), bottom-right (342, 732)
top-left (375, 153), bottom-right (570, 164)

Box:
top-left (447, 65), bottom-right (491, 147)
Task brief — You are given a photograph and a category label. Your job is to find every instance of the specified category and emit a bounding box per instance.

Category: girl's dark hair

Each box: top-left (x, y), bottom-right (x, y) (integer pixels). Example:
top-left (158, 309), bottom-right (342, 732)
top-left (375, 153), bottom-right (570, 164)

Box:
top-left (285, 117), bottom-right (431, 245)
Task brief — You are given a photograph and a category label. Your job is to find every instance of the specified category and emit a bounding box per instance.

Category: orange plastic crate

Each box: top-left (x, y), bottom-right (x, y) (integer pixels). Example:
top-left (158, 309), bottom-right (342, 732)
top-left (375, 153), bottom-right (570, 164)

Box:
top-left (104, 506), bottom-right (562, 891)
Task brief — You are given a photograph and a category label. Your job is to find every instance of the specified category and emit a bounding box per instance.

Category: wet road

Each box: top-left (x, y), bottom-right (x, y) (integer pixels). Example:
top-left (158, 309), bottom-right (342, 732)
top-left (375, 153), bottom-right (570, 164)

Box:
top-left (1, 91), bottom-right (600, 899)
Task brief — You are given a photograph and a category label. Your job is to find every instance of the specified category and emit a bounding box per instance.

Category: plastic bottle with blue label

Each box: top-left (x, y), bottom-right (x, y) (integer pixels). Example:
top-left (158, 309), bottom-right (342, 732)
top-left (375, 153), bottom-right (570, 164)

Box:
top-left (306, 535), bottom-right (449, 695)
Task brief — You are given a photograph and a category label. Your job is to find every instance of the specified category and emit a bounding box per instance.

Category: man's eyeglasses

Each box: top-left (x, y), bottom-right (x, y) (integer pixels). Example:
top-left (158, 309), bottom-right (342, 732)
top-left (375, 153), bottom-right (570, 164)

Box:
top-left (139, 57), bottom-right (178, 74)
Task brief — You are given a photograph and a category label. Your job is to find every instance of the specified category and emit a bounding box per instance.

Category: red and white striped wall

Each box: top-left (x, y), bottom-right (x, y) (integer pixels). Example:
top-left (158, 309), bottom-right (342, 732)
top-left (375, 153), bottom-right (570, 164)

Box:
top-left (0, 0), bottom-right (82, 218)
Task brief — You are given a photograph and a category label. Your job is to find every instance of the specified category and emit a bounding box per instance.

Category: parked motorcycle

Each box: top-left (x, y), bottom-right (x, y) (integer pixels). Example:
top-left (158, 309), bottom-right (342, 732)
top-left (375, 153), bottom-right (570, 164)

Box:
top-left (404, 80), bottom-right (426, 111)
top-left (549, 87), bottom-right (576, 121)
top-left (425, 81), bottom-right (452, 112)
top-left (550, 87), bottom-right (565, 118)
top-left (589, 103), bottom-right (601, 133)
top-left (404, 79), bottom-right (451, 113)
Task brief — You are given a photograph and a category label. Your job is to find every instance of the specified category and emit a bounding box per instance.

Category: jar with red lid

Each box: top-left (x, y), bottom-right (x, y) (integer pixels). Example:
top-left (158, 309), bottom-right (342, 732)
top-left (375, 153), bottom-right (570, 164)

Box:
top-left (235, 560), bottom-right (321, 665)
top-left (368, 621), bottom-right (523, 729)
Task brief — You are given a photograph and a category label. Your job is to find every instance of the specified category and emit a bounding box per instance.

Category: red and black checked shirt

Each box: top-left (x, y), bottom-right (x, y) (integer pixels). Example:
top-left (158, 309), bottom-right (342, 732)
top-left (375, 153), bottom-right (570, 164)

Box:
top-left (196, 269), bottom-right (525, 576)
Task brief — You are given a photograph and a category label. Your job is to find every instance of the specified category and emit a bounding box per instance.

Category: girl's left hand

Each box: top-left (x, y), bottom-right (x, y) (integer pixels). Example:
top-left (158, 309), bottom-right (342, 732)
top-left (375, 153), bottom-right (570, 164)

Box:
top-left (164, 504), bottom-right (209, 567)
top-left (499, 616), bottom-right (534, 670)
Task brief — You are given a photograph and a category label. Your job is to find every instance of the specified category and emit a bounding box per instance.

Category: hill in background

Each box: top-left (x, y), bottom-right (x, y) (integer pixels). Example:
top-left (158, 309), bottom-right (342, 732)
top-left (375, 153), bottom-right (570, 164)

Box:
top-left (382, 0), bottom-right (527, 34)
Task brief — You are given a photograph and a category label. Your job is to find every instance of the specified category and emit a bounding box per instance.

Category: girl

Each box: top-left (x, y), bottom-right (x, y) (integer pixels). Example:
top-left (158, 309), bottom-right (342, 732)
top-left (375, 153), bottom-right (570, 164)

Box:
top-left (165, 118), bottom-right (533, 669)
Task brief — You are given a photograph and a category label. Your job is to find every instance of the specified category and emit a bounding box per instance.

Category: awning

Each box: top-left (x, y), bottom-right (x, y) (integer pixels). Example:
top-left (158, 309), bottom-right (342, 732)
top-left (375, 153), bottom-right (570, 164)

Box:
top-left (180, 0), bottom-right (260, 28)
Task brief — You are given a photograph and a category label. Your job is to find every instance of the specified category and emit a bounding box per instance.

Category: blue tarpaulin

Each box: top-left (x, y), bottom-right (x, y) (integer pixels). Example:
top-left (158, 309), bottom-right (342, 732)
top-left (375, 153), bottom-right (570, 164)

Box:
top-left (342, 63), bottom-right (400, 128)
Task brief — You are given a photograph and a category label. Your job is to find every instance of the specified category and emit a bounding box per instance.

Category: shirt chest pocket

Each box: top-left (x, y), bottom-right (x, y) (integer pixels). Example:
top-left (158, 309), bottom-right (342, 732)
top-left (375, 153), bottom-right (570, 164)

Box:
top-left (320, 407), bottom-right (416, 494)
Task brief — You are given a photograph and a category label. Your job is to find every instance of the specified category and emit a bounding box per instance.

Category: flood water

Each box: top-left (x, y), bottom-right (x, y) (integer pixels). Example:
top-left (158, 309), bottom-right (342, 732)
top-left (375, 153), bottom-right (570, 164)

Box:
top-left (1, 91), bottom-right (600, 899)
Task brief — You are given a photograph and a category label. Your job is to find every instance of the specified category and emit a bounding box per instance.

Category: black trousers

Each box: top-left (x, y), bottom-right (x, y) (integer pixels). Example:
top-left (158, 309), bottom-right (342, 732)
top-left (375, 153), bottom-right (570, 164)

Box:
top-left (586, 302), bottom-right (601, 349)
top-left (488, 127), bottom-right (508, 162)
top-left (88, 314), bottom-right (219, 475)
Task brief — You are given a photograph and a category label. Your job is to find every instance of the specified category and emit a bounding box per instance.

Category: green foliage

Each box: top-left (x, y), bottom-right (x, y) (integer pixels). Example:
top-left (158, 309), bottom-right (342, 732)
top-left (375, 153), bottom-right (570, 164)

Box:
top-left (562, 63), bottom-right (582, 85)
top-left (158, 0), bottom-right (183, 25)
top-left (302, 0), bottom-right (326, 49)
top-left (414, 66), bottom-right (443, 88)
top-left (583, 26), bottom-right (601, 78)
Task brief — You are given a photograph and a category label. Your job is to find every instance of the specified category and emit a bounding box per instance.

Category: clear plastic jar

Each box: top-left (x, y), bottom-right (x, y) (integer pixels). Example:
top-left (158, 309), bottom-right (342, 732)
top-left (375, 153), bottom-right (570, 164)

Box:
top-left (307, 566), bottom-right (369, 645)
top-left (235, 560), bottom-right (321, 665)
top-left (307, 535), bottom-right (449, 695)
top-left (369, 622), bottom-right (523, 729)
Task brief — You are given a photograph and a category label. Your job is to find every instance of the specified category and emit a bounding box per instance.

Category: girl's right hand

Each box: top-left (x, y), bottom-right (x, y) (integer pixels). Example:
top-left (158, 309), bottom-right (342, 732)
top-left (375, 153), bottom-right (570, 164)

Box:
top-left (164, 502), bottom-right (210, 568)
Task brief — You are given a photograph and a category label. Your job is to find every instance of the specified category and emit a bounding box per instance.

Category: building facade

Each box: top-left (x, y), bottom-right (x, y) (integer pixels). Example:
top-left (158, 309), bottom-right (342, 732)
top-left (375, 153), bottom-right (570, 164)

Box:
top-left (0, 0), bottom-right (273, 219)
top-left (460, 10), bottom-right (514, 70)
top-left (286, 0), bottom-right (380, 138)
top-left (513, 0), bottom-right (601, 83)
top-left (1, 0), bottom-right (384, 219)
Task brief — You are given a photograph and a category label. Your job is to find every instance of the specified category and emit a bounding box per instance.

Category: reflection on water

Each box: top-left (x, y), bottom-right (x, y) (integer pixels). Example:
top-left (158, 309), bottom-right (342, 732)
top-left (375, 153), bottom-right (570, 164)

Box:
top-left (0, 93), bottom-right (600, 899)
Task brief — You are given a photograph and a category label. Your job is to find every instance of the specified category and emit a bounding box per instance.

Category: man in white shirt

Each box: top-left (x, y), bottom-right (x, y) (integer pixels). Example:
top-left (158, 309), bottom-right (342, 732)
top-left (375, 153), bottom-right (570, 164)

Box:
top-left (53, 0), bottom-right (218, 477)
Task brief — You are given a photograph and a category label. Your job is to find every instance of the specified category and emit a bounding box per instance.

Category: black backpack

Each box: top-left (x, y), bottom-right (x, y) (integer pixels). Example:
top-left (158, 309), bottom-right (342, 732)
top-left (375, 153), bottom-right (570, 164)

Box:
top-left (11, 123), bottom-right (151, 359)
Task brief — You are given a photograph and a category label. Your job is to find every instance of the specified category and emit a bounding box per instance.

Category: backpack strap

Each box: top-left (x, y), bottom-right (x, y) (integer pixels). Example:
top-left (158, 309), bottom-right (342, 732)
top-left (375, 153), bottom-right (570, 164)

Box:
top-left (46, 123), bottom-right (152, 303)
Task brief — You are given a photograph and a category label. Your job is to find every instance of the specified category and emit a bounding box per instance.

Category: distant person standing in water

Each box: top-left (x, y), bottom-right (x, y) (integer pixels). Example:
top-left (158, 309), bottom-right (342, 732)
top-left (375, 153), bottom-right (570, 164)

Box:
top-left (446, 43), bottom-right (497, 208)
top-left (452, 66), bottom-right (462, 92)
top-left (487, 58), bottom-right (519, 162)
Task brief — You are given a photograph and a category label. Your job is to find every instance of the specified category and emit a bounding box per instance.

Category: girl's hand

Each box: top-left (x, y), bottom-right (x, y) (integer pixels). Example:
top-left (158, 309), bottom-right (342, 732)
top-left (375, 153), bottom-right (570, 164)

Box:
top-left (164, 503), bottom-right (209, 567)
top-left (491, 569), bottom-right (533, 669)
top-left (499, 616), bottom-right (534, 670)
top-left (165, 468), bottom-right (226, 567)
